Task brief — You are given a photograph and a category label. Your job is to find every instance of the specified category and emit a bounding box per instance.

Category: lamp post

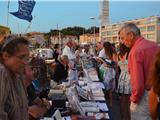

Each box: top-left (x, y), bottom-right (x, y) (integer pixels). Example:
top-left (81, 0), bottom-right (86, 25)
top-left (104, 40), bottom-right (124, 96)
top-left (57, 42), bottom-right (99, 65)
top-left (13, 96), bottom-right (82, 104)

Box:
top-left (90, 17), bottom-right (96, 45)
top-left (57, 24), bottom-right (62, 51)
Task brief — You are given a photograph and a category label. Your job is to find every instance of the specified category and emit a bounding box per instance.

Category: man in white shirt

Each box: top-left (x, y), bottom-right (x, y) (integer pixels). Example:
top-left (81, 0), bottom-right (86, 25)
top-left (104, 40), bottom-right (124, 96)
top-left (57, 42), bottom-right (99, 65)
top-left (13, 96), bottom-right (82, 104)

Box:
top-left (62, 40), bottom-right (76, 60)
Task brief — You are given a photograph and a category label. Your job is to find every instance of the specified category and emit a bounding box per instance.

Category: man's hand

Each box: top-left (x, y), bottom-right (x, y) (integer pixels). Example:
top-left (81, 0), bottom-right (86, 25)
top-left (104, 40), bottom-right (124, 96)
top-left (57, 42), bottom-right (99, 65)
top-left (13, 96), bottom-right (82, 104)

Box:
top-left (130, 102), bottom-right (138, 112)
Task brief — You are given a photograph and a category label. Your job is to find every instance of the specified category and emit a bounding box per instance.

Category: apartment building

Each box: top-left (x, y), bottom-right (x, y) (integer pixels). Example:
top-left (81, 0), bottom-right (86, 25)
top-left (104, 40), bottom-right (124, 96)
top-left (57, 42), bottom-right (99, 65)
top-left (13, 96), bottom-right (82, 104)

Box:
top-left (79, 33), bottom-right (100, 44)
top-left (100, 16), bottom-right (160, 44)
top-left (0, 25), bottom-right (11, 42)
top-left (50, 35), bottom-right (78, 45)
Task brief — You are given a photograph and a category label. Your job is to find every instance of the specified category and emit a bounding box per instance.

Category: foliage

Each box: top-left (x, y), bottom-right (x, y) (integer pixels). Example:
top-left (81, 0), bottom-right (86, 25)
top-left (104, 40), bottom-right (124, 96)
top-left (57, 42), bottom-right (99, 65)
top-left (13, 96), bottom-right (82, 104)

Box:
top-left (47, 26), bottom-right (99, 38)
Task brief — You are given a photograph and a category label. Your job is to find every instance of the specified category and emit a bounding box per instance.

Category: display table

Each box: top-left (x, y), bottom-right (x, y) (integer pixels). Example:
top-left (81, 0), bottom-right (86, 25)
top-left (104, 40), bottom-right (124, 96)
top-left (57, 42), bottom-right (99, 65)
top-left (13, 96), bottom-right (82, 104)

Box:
top-left (41, 56), bottom-right (112, 120)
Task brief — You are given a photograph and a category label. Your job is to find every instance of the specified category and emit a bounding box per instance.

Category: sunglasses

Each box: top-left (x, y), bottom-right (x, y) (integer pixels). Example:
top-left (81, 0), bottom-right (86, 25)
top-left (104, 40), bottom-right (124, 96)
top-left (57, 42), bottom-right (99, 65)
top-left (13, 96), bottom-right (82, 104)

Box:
top-left (1, 35), bottom-right (17, 51)
top-left (14, 55), bottom-right (31, 63)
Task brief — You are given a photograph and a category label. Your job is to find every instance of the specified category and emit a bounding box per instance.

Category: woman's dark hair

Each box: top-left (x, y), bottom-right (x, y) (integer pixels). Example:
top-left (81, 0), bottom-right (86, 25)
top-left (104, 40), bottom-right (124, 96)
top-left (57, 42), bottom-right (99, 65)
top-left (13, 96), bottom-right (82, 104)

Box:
top-left (118, 43), bottom-right (130, 58)
top-left (103, 41), bottom-right (116, 59)
top-left (0, 35), bottom-right (29, 56)
top-left (148, 50), bottom-right (160, 95)
top-left (54, 44), bottom-right (59, 49)
top-left (75, 45), bottom-right (81, 51)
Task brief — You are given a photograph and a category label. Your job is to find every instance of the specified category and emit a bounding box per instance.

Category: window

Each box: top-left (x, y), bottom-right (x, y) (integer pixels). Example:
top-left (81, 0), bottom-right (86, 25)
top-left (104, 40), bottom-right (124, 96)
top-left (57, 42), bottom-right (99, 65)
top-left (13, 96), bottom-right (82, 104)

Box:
top-left (139, 27), bottom-right (146, 32)
top-left (106, 37), bottom-right (111, 41)
top-left (147, 26), bottom-right (155, 31)
top-left (157, 18), bottom-right (160, 22)
top-left (147, 33), bottom-right (155, 39)
top-left (107, 31), bottom-right (112, 35)
top-left (112, 30), bottom-right (118, 35)
top-left (112, 37), bottom-right (118, 41)
top-left (101, 26), bottom-right (105, 29)
top-left (101, 32), bottom-right (106, 36)
top-left (112, 25), bottom-right (117, 29)
top-left (107, 26), bottom-right (112, 29)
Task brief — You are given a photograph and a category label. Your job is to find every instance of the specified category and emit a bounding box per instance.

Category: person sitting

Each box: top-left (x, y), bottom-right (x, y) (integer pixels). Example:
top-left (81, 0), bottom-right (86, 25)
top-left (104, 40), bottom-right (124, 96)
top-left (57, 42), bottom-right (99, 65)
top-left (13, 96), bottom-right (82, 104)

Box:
top-left (62, 40), bottom-right (76, 60)
top-left (53, 44), bottom-right (60, 62)
top-left (67, 60), bottom-right (78, 86)
top-left (51, 55), bottom-right (69, 84)
top-left (24, 64), bottom-right (51, 120)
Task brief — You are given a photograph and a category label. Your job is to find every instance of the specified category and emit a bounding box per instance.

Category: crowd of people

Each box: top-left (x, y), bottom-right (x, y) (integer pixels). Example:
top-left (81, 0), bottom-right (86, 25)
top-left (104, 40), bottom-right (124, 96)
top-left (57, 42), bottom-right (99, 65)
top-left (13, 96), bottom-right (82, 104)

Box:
top-left (0, 23), bottom-right (160, 120)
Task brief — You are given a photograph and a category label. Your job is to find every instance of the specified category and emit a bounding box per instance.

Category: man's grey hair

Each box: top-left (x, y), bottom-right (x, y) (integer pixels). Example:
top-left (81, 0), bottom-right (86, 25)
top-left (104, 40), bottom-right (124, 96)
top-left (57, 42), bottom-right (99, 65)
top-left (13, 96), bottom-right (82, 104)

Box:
top-left (119, 23), bottom-right (141, 36)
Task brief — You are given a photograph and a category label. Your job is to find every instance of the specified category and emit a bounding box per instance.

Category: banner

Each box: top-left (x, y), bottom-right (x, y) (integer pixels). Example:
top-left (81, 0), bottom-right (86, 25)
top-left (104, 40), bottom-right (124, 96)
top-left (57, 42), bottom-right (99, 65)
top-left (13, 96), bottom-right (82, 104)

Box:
top-left (10, 0), bottom-right (36, 22)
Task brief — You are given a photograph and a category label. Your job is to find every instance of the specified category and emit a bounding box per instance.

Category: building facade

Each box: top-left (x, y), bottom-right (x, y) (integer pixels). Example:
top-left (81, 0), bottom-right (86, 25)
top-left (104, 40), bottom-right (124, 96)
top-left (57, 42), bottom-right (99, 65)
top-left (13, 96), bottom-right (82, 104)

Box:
top-left (79, 33), bottom-right (99, 44)
top-left (0, 25), bottom-right (11, 43)
top-left (50, 35), bottom-right (78, 45)
top-left (101, 16), bottom-right (160, 44)
top-left (25, 32), bottom-right (45, 48)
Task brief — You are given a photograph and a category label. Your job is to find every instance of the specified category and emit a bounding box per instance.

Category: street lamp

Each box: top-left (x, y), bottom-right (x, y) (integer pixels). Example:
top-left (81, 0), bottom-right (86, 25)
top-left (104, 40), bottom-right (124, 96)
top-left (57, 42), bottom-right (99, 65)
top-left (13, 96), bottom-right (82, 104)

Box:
top-left (90, 17), bottom-right (96, 45)
top-left (57, 24), bottom-right (62, 51)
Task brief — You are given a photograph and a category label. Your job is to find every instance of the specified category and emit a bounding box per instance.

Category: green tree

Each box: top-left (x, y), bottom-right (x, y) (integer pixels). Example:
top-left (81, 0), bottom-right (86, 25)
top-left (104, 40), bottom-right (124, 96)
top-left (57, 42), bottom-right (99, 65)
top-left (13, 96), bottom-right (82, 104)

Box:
top-left (86, 27), bottom-right (99, 34)
top-left (45, 26), bottom-right (99, 40)
top-left (49, 29), bottom-right (59, 36)
top-left (61, 26), bottom-right (85, 39)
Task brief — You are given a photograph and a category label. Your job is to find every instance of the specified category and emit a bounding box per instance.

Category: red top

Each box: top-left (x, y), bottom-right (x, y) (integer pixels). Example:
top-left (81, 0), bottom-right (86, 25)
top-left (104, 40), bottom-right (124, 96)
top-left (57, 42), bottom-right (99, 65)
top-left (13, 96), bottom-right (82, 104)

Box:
top-left (128, 37), bottom-right (159, 103)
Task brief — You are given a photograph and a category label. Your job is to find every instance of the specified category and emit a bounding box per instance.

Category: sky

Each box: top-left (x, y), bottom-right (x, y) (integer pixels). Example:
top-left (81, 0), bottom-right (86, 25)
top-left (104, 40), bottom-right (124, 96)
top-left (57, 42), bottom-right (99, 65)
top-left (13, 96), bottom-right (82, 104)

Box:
top-left (0, 0), bottom-right (160, 33)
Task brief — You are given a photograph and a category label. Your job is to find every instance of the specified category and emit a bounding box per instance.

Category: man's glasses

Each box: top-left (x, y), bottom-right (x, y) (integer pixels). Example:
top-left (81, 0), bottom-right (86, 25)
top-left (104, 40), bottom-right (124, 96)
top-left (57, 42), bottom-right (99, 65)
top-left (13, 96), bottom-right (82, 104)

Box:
top-left (1, 35), bottom-right (17, 51)
top-left (14, 55), bottom-right (30, 63)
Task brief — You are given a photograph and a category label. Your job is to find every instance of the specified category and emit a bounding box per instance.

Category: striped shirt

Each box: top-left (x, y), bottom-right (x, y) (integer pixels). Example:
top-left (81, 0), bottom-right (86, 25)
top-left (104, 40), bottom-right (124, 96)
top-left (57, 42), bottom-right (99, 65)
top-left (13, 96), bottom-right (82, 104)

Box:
top-left (0, 64), bottom-right (28, 120)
